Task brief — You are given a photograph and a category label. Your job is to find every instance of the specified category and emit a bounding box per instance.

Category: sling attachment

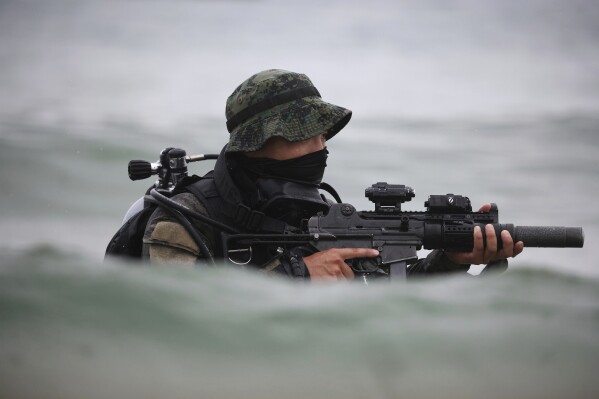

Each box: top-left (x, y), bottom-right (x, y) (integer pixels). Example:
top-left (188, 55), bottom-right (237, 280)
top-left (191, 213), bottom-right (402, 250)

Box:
top-left (227, 247), bottom-right (253, 265)
top-left (319, 182), bottom-right (342, 204)
top-left (234, 203), bottom-right (292, 234)
top-left (235, 204), bottom-right (265, 231)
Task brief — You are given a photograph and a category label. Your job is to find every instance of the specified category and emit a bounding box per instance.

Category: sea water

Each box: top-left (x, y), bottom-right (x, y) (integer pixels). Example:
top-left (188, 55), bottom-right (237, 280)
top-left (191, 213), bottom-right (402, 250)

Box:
top-left (2, 249), bottom-right (599, 399)
top-left (1, 1), bottom-right (598, 397)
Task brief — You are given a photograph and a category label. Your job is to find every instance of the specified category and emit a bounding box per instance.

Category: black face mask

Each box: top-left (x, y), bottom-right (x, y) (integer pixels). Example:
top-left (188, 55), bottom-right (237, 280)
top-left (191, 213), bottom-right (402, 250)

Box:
top-left (235, 148), bottom-right (328, 186)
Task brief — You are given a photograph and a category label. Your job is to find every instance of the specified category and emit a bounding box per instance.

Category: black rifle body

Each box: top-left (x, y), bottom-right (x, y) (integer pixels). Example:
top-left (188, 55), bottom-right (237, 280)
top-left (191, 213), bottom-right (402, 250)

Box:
top-left (305, 202), bottom-right (583, 279)
top-left (226, 183), bottom-right (584, 280)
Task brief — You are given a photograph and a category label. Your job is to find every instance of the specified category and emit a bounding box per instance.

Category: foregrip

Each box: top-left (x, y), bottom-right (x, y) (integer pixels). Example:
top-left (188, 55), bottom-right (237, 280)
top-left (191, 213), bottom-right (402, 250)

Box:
top-left (513, 225), bottom-right (584, 248)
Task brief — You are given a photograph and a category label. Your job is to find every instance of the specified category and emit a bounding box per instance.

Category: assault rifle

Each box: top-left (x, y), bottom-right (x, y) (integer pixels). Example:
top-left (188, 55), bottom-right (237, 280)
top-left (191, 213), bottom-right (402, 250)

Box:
top-left (225, 182), bottom-right (584, 280)
top-left (122, 148), bottom-right (584, 277)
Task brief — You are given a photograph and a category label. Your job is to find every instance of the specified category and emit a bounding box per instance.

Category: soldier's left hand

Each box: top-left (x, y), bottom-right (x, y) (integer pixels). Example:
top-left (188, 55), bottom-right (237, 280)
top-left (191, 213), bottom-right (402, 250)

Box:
top-left (445, 203), bottom-right (524, 265)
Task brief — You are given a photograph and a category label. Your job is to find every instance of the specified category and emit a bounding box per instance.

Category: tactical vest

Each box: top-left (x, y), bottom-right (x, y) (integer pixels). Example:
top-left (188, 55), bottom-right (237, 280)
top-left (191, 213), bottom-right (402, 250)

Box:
top-left (182, 174), bottom-right (332, 265)
top-left (106, 172), bottom-right (333, 266)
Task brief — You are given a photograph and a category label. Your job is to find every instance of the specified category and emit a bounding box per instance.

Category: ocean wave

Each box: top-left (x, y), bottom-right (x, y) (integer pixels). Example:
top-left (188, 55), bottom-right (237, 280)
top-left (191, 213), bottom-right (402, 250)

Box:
top-left (1, 251), bottom-right (598, 398)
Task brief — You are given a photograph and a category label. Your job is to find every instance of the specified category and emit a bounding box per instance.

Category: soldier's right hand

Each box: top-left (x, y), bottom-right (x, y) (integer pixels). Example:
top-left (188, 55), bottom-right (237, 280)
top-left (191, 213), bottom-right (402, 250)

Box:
top-left (303, 248), bottom-right (379, 281)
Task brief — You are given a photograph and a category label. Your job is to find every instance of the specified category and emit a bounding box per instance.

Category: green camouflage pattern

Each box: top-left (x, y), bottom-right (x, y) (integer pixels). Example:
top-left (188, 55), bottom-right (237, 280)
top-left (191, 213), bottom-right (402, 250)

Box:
top-left (225, 69), bottom-right (352, 152)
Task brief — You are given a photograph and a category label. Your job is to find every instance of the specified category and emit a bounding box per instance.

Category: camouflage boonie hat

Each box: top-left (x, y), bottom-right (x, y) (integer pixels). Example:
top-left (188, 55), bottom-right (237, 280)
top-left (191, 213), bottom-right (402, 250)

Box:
top-left (225, 69), bottom-right (352, 152)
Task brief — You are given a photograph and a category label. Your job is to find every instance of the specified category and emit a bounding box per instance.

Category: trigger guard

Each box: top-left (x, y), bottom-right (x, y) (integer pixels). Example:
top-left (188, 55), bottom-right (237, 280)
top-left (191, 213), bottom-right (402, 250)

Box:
top-left (349, 256), bottom-right (382, 273)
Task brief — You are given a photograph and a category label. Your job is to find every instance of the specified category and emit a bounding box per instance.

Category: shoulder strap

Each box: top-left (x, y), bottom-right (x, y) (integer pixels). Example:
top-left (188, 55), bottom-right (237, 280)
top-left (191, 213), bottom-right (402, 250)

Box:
top-left (181, 174), bottom-right (221, 218)
top-left (182, 174), bottom-right (293, 234)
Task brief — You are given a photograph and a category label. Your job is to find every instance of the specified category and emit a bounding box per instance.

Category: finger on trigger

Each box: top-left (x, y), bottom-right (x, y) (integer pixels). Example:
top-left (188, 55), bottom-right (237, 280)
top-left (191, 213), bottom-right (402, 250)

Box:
top-left (339, 247), bottom-right (379, 260)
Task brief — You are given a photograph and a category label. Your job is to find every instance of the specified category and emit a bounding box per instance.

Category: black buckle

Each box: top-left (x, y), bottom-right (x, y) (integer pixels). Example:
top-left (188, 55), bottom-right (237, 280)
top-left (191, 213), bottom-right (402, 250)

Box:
top-left (247, 211), bottom-right (264, 231)
top-left (235, 204), bottom-right (265, 231)
top-left (235, 204), bottom-right (251, 224)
